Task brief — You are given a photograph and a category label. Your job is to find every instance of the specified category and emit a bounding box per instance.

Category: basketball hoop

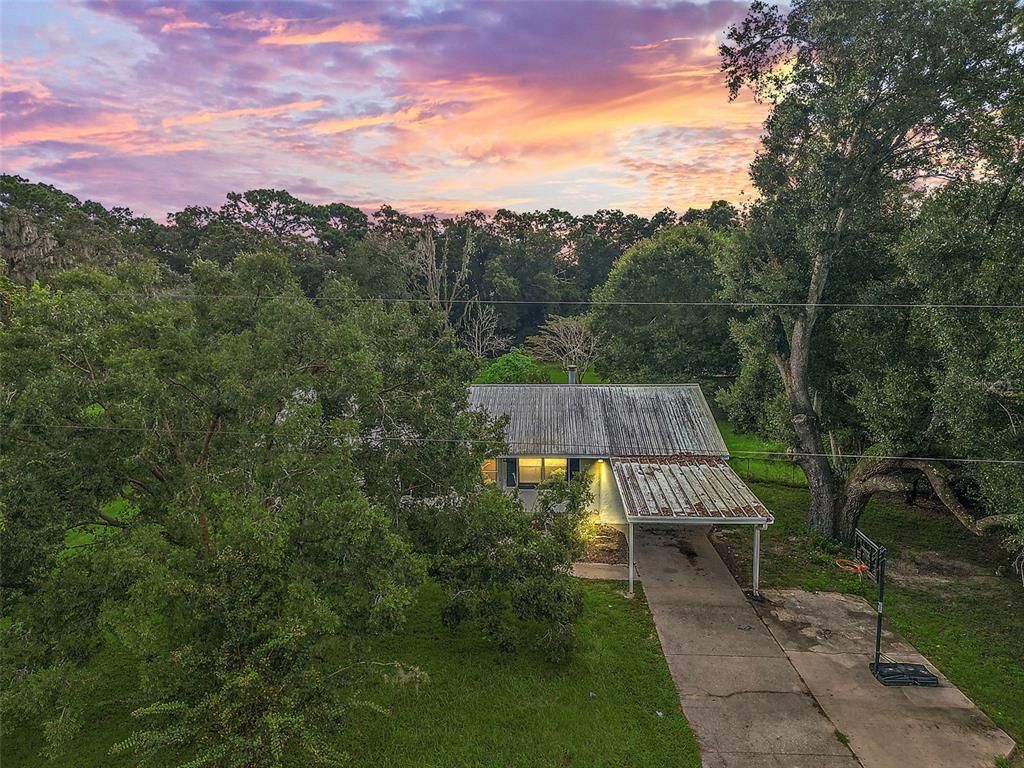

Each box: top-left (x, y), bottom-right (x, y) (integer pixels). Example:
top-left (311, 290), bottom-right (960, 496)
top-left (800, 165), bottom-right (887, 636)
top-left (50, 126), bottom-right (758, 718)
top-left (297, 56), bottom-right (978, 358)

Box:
top-left (835, 558), bottom-right (868, 576)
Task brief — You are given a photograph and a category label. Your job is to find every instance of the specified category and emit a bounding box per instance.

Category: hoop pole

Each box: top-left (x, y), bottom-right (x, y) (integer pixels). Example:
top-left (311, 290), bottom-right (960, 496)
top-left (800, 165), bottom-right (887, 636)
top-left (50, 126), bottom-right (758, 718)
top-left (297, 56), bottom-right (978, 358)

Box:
top-left (752, 526), bottom-right (761, 597)
top-left (627, 522), bottom-right (635, 594)
top-left (873, 547), bottom-right (887, 671)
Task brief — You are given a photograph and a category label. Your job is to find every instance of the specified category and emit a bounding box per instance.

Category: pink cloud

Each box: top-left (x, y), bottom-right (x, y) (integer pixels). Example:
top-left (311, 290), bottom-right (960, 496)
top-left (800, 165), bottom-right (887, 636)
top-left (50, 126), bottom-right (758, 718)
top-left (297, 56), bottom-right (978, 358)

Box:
top-left (8, 0), bottom-right (766, 218)
top-left (258, 21), bottom-right (382, 46)
top-left (162, 99), bottom-right (326, 128)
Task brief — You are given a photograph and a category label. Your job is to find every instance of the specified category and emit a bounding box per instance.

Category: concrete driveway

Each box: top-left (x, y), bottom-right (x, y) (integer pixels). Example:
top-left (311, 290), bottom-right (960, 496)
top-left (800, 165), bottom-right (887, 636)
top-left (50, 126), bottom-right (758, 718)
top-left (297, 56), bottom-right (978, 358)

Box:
top-left (634, 526), bottom-right (1016, 768)
top-left (755, 589), bottom-right (1016, 768)
top-left (635, 526), bottom-right (860, 768)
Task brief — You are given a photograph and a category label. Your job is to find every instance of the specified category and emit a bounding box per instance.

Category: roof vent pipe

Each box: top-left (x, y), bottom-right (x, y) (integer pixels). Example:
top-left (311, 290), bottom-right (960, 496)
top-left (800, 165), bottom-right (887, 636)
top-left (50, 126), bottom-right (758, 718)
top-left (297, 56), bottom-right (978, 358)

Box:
top-left (567, 365), bottom-right (578, 385)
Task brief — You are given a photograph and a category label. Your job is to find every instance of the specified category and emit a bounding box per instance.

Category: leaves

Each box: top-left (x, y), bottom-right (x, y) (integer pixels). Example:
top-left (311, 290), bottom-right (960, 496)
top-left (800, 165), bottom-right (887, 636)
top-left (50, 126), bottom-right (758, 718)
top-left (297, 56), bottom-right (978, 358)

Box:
top-left (1, 245), bottom-right (587, 765)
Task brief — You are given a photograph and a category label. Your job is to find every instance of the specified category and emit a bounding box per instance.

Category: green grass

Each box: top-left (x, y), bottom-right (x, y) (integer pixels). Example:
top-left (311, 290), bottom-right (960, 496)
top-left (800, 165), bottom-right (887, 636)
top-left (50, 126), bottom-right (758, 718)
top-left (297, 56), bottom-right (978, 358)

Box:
top-left (5, 581), bottom-right (699, 768)
top-left (718, 420), bottom-right (806, 486)
top-left (539, 362), bottom-right (604, 384)
top-left (715, 481), bottom-right (1024, 744)
top-left (340, 580), bottom-right (697, 767)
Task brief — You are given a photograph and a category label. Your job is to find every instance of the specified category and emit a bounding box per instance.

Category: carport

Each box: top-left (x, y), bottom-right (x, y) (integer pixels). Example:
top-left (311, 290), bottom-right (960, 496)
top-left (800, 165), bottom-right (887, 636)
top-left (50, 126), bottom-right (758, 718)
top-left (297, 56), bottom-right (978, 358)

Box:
top-left (612, 455), bottom-right (774, 595)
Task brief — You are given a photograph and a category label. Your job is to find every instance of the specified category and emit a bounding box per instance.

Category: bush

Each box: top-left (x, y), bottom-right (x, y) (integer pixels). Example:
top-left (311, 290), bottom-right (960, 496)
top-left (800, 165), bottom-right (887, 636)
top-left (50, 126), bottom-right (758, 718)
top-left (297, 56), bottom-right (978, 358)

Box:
top-left (429, 474), bottom-right (592, 661)
top-left (477, 348), bottom-right (547, 384)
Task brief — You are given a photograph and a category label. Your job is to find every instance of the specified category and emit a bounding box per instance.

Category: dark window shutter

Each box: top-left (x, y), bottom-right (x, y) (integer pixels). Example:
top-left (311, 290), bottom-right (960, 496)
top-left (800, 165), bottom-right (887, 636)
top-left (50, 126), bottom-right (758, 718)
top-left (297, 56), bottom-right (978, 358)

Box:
top-left (505, 458), bottom-right (518, 487)
top-left (568, 458), bottom-right (581, 480)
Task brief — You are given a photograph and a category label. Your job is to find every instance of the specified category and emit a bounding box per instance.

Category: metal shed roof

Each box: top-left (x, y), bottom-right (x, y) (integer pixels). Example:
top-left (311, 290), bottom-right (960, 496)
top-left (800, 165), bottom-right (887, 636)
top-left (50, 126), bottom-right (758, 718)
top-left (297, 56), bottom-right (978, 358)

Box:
top-left (467, 384), bottom-right (727, 457)
top-left (612, 455), bottom-right (773, 525)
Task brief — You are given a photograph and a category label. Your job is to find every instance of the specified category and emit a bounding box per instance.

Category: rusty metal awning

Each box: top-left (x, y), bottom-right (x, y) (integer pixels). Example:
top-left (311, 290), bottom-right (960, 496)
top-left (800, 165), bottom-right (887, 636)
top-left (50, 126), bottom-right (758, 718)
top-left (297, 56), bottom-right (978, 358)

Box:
top-left (612, 455), bottom-right (774, 525)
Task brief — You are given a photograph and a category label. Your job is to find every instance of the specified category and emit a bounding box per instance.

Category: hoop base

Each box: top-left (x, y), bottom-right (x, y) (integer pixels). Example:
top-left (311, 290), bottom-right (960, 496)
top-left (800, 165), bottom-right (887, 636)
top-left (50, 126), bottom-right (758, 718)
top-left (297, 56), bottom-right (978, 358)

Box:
top-left (871, 661), bottom-right (939, 687)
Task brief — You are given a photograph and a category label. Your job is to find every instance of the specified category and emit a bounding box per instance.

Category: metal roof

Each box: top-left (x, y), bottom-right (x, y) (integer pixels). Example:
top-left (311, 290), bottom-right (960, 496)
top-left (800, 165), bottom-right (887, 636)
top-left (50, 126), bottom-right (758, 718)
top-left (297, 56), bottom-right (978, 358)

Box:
top-left (467, 384), bottom-right (728, 457)
top-left (612, 455), bottom-right (773, 525)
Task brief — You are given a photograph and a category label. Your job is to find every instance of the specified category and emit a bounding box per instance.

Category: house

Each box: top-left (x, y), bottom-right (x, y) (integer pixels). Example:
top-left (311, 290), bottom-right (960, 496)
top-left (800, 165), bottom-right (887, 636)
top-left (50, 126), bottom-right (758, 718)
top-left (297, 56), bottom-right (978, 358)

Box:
top-left (467, 383), bottom-right (774, 594)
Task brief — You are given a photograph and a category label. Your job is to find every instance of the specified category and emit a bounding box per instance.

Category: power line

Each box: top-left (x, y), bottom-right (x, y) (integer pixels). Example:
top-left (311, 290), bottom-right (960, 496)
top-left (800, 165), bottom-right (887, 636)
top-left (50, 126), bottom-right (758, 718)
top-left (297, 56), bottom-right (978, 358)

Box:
top-left (9, 421), bottom-right (1024, 466)
top-left (99, 293), bottom-right (1024, 310)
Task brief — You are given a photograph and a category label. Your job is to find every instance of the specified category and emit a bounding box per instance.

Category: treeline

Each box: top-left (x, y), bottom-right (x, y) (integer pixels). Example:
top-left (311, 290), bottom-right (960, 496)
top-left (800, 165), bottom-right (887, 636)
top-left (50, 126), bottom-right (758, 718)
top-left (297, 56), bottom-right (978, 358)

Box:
top-left (1, 175), bottom-right (736, 343)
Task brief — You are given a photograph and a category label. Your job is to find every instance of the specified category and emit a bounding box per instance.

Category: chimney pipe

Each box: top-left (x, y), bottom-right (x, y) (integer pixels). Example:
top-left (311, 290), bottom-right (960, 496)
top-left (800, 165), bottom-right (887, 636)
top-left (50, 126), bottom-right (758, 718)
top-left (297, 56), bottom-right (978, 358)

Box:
top-left (567, 365), bottom-right (578, 385)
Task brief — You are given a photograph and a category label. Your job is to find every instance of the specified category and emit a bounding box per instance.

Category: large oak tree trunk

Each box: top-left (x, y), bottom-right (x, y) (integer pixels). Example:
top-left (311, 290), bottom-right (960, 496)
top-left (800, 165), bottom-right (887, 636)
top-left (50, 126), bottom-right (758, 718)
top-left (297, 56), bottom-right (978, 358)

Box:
top-left (793, 410), bottom-right (841, 538)
top-left (774, 251), bottom-right (842, 538)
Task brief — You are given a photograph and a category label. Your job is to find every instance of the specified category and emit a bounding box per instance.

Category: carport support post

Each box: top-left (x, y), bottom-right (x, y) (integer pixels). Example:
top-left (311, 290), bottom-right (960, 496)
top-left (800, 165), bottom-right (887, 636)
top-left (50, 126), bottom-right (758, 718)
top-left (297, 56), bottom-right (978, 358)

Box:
top-left (627, 522), bottom-right (635, 594)
top-left (752, 526), bottom-right (762, 597)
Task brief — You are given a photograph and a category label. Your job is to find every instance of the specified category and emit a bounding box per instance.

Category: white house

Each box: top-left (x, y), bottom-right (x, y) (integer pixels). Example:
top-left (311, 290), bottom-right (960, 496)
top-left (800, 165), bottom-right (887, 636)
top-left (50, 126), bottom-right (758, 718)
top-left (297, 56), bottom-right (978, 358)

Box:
top-left (468, 384), bottom-right (774, 594)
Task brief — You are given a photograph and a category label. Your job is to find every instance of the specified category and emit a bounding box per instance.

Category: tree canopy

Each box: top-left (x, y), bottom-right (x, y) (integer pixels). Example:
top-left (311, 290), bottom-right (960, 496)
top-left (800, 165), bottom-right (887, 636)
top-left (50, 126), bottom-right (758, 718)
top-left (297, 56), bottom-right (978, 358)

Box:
top-left (717, 0), bottom-right (1024, 541)
top-left (0, 251), bottom-right (590, 765)
top-left (590, 224), bottom-right (735, 384)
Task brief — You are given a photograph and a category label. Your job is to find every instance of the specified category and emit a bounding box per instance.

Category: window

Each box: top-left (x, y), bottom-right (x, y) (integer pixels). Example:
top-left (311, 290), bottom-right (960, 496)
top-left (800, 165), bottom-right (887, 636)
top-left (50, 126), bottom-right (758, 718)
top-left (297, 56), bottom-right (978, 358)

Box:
top-left (544, 457), bottom-right (568, 480)
top-left (516, 457), bottom-right (567, 487)
top-left (481, 458), bottom-right (498, 484)
top-left (518, 457), bottom-right (543, 485)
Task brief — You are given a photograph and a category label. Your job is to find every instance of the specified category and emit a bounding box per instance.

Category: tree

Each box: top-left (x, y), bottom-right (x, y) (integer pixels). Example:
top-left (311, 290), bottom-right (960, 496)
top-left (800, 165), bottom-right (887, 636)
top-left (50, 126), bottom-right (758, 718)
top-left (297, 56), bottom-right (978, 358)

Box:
top-left (0, 251), bottom-right (584, 765)
top-left (461, 299), bottom-right (510, 359)
top-left (847, 179), bottom-right (1024, 545)
top-left (590, 224), bottom-right (735, 383)
top-left (717, 0), bottom-right (1023, 541)
top-left (526, 315), bottom-right (598, 380)
top-left (681, 200), bottom-right (739, 231)
top-left (1, 175), bottom-right (153, 284)
top-left (426, 473), bottom-right (592, 661)
top-left (411, 228), bottom-right (473, 328)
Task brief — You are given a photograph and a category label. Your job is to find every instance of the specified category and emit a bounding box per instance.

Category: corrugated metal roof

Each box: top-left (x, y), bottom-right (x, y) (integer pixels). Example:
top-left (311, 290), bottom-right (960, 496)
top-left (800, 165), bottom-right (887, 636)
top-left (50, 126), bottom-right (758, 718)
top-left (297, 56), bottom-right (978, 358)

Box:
top-left (467, 384), bottom-right (728, 457)
top-left (612, 456), bottom-right (773, 524)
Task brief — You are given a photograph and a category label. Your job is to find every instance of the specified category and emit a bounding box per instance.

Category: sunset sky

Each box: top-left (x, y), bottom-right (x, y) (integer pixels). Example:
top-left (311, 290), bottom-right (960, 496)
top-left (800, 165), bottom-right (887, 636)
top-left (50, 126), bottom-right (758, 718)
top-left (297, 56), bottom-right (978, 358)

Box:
top-left (1, 0), bottom-right (767, 220)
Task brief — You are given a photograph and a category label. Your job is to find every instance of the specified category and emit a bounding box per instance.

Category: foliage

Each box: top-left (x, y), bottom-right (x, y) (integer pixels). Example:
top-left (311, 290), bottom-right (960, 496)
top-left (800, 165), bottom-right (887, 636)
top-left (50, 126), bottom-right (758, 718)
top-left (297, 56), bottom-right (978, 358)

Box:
top-left (590, 224), bottom-right (735, 383)
top-left (476, 348), bottom-right (548, 385)
top-left (895, 181), bottom-right (1024, 548)
top-left (525, 315), bottom-right (597, 380)
top-left (4, 581), bottom-right (701, 768)
top-left (2, 175), bottom-right (689, 344)
top-left (681, 200), bottom-right (740, 231)
top-left (717, 0), bottom-right (1024, 540)
top-left (1, 175), bottom-right (158, 285)
top-left (0, 251), bottom-right (584, 766)
top-left (427, 473), bottom-right (592, 662)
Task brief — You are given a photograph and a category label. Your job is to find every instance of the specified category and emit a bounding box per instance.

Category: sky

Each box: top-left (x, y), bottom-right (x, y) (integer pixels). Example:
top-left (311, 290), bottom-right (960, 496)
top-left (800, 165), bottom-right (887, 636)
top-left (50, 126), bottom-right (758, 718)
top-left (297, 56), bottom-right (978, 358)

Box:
top-left (1, 0), bottom-right (767, 221)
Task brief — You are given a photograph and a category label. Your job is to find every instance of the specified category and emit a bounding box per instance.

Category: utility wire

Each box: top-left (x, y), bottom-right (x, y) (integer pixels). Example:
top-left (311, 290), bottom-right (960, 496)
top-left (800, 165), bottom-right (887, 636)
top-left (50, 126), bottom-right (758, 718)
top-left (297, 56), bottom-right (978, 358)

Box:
top-left (99, 293), bottom-right (1024, 310)
top-left (9, 422), bottom-right (1024, 466)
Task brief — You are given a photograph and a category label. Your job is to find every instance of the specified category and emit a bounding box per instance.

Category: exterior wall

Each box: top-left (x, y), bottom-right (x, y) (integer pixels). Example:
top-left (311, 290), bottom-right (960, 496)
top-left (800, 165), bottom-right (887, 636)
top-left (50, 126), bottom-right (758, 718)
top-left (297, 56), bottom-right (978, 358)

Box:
top-left (587, 458), bottom-right (626, 526)
top-left (498, 457), bottom-right (626, 527)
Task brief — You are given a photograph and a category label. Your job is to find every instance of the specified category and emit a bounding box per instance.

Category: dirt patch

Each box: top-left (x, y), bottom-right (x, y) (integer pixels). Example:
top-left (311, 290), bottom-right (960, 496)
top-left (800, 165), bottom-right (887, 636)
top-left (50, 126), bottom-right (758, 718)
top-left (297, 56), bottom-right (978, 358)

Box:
top-left (885, 550), bottom-right (1003, 589)
top-left (580, 524), bottom-right (628, 564)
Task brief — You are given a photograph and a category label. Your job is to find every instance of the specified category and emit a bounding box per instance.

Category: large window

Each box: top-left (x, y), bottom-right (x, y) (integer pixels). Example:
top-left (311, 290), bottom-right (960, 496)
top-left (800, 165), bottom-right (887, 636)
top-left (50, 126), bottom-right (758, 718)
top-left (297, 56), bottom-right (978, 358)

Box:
top-left (516, 457), bottom-right (567, 487)
top-left (481, 458), bottom-right (498, 484)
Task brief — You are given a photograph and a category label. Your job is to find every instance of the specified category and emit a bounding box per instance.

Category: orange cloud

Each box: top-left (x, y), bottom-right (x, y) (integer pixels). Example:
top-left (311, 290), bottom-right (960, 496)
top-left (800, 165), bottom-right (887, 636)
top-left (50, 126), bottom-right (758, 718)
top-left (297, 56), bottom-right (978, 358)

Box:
top-left (162, 100), bottom-right (326, 128)
top-left (258, 21), bottom-right (382, 46)
top-left (378, 68), bottom-right (763, 170)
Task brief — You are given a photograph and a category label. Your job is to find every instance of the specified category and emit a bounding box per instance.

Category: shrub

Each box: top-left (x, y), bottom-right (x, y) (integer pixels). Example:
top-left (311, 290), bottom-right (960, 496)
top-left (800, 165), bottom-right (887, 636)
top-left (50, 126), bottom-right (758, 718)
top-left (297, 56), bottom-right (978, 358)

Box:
top-left (477, 348), bottom-right (547, 384)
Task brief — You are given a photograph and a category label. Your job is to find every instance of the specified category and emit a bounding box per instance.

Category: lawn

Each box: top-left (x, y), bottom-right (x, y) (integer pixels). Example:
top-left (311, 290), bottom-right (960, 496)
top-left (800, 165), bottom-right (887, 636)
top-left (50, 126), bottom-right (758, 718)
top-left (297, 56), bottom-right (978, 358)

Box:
top-left (717, 420), bottom-right (806, 487)
top-left (5, 580), bottom-right (700, 768)
top-left (540, 362), bottom-right (604, 384)
top-left (713, 481), bottom-right (1024, 745)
